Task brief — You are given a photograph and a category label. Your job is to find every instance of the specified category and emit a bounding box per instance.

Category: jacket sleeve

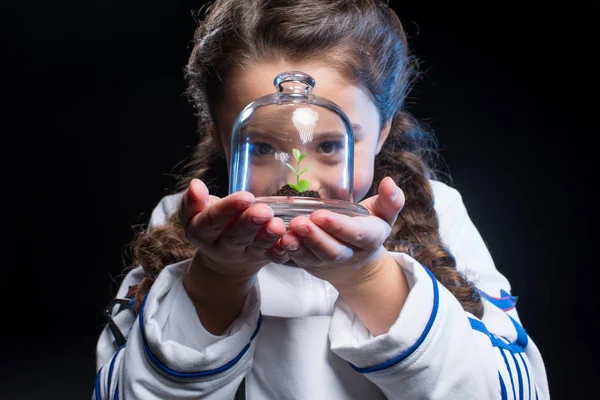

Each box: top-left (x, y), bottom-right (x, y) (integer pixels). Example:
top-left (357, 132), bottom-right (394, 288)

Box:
top-left (93, 192), bottom-right (262, 399)
top-left (328, 181), bottom-right (550, 400)
top-left (93, 259), bottom-right (262, 399)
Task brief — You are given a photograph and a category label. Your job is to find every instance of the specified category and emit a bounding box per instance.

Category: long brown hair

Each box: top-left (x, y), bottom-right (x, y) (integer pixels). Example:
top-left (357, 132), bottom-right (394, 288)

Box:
top-left (128, 0), bottom-right (483, 318)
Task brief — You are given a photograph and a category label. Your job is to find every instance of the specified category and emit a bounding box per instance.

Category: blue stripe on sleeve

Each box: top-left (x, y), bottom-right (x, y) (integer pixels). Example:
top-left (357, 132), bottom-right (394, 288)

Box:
top-left (106, 345), bottom-right (125, 396)
top-left (349, 266), bottom-right (439, 373)
top-left (138, 294), bottom-right (262, 380)
top-left (499, 371), bottom-right (508, 400)
top-left (500, 348), bottom-right (517, 400)
top-left (468, 318), bottom-right (525, 354)
top-left (496, 337), bottom-right (524, 400)
top-left (518, 352), bottom-right (532, 400)
top-left (114, 383), bottom-right (119, 400)
top-left (509, 315), bottom-right (529, 348)
top-left (94, 366), bottom-right (103, 400)
top-left (468, 318), bottom-right (536, 400)
top-left (509, 350), bottom-right (524, 400)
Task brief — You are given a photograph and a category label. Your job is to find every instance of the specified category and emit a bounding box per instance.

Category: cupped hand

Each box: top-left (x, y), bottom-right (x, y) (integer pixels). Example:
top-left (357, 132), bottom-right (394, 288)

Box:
top-left (179, 178), bottom-right (287, 281)
top-left (274, 177), bottom-right (405, 288)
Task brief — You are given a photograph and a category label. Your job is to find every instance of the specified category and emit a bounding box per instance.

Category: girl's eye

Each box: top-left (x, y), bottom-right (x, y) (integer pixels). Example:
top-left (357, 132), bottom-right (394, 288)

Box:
top-left (251, 142), bottom-right (275, 156)
top-left (317, 140), bottom-right (342, 154)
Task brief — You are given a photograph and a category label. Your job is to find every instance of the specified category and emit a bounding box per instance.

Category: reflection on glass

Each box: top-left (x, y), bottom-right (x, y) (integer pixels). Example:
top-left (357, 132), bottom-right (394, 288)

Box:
top-left (274, 151), bottom-right (289, 163)
top-left (292, 106), bottom-right (319, 144)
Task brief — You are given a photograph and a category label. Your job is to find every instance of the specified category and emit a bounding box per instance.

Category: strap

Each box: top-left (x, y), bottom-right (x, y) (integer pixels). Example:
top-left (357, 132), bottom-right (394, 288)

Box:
top-left (234, 378), bottom-right (246, 400)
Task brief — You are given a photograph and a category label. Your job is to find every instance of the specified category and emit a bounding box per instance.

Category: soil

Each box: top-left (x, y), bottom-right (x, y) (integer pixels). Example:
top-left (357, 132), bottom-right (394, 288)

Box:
top-left (271, 184), bottom-right (321, 198)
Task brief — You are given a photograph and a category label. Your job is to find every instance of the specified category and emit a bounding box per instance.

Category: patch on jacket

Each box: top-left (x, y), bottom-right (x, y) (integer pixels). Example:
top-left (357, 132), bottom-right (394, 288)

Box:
top-left (478, 289), bottom-right (518, 311)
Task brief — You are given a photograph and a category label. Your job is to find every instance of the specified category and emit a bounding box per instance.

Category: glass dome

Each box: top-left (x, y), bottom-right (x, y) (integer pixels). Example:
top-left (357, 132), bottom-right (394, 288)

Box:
top-left (229, 71), bottom-right (369, 225)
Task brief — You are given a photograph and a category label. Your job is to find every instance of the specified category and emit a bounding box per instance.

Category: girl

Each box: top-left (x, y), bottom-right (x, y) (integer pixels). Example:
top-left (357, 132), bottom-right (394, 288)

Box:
top-left (94, 0), bottom-right (549, 399)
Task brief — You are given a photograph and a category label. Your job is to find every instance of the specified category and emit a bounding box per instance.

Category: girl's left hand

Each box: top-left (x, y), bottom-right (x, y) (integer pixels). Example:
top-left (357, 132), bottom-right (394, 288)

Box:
top-left (269, 177), bottom-right (405, 289)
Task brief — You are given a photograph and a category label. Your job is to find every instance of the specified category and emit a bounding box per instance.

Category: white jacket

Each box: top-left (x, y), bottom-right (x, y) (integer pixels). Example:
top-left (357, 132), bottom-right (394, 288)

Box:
top-left (93, 180), bottom-right (550, 399)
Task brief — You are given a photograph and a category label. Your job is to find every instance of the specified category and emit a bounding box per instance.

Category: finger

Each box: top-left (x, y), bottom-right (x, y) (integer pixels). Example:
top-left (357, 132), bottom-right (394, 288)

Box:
top-left (288, 216), bottom-right (353, 262)
top-left (207, 194), bottom-right (221, 207)
top-left (266, 240), bottom-right (290, 264)
top-left (187, 191), bottom-right (255, 245)
top-left (310, 210), bottom-right (390, 251)
top-left (279, 231), bottom-right (321, 267)
top-left (179, 179), bottom-right (210, 229)
top-left (246, 217), bottom-right (287, 253)
top-left (359, 176), bottom-right (404, 226)
top-left (218, 203), bottom-right (275, 249)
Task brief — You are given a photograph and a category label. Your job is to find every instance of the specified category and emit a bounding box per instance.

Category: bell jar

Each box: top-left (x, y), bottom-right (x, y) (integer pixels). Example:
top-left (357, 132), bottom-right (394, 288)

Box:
top-left (229, 71), bottom-right (369, 225)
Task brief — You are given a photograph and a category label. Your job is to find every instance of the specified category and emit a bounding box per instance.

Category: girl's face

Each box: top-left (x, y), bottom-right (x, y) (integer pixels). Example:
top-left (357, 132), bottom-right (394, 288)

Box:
top-left (214, 61), bottom-right (390, 202)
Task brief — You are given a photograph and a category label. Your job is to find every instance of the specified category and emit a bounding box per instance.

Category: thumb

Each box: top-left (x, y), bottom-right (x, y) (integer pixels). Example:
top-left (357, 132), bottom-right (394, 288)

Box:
top-left (359, 177), bottom-right (405, 226)
top-left (179, 178), bottom-right (210, 229)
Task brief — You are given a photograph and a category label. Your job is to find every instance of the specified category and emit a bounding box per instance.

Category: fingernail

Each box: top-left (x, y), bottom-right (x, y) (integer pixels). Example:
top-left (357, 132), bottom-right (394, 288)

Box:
top-left (285, 241), bottom-right (299, 252)
top-left (392, 184), bottom-right (400, 200)
top-left (294, 223), bottom-right (310, 236)
top-left (265, 227), bottom-right (277, 237)
top-left (238, 201), bottom-right (251, 210)
top-left (312, 217), bottom-right (330, 230)
top-left (272, 246), bottom-right (286, 256)
top-left (252, 216), bottom-right (268, 225)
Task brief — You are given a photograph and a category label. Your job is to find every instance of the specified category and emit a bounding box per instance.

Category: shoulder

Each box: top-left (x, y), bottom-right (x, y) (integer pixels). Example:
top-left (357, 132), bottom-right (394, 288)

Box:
top-left (429, 179), bottom-right (466, 218)
top-left (147, 191), bottom-right (185, 230)
top-left (428, 179), bottom-right (475, 244)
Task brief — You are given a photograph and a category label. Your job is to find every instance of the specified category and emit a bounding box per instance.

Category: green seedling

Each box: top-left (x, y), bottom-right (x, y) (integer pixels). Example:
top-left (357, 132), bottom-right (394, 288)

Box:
top-left (286, 149), bottom-right (310, 192)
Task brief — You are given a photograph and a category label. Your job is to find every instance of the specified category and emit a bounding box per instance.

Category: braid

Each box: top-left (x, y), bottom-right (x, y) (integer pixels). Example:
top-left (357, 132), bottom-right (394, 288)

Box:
top-left (129, 214), bottom-right (194, 313)
top-left (371, 112), bottom-right (484, 318)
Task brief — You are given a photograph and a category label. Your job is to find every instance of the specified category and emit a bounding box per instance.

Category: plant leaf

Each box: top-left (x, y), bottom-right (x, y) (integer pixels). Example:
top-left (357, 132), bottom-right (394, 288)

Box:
top-left (298, 167), bottom-right (309, 176)
top-left (292, 148), bottom-right (301, 161)
top-left (298, 153), bottom-right (307, 162)
top-left (297, 179), bottom-right (309, 192)
top-left (288, 183), bottom-right (299, 191)
top-left (285, 163), bottom-right (297, 173)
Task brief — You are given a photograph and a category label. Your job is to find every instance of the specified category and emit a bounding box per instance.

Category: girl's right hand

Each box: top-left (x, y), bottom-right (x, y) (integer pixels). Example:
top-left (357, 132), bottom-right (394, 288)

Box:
top-left (178, 178), bottom-right (287, 282)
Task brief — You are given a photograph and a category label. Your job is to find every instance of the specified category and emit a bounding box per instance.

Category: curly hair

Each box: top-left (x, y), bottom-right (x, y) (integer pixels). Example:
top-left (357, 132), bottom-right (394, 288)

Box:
top-left (126, 0), bottom-right (483, 318)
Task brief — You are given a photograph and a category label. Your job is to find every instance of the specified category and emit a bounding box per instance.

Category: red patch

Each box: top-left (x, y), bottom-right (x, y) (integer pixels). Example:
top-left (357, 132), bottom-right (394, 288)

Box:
top-left (125, 284), bottom-right (139, 299)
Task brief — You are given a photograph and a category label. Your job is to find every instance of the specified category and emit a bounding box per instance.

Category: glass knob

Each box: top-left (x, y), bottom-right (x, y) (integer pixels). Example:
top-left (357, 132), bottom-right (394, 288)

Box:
top-left (274, 71), bottom-right (315, 94)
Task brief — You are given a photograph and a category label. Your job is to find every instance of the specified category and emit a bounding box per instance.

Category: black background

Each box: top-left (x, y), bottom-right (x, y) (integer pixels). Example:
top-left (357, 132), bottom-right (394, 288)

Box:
top-left (1, 1), bottom-right (597, 398)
